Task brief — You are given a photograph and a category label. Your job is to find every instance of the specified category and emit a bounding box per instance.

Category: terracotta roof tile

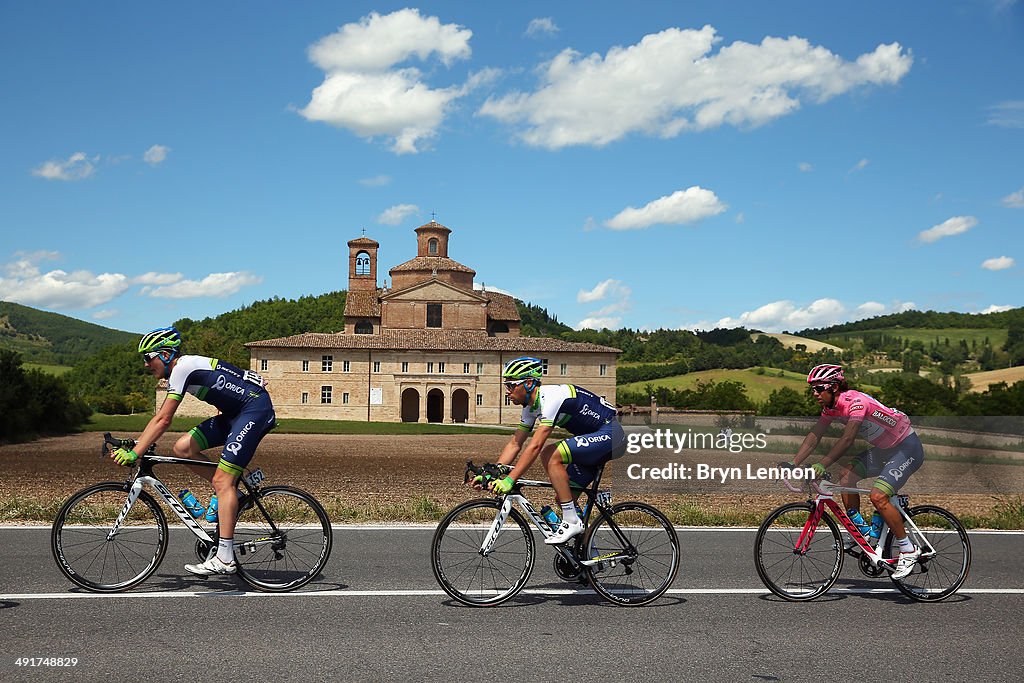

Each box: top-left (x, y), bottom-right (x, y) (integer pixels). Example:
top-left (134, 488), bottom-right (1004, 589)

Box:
top-left (247, 329), bottom-right (620, 353)
top-left (482, 291), bottom-right (520, 321)
top-left (389, 256), bottom-right (476, 275)
top-left (343, 290), bottom-right (381, 317)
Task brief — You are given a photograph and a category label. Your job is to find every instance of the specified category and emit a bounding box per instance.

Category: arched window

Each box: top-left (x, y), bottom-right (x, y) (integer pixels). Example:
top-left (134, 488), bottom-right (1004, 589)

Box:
top-left (355, 250), bottom-right (371, 275)
top-left (428, 238), bottom-right (438, 255)
top-left (355, 320), bottom-right (373, 334)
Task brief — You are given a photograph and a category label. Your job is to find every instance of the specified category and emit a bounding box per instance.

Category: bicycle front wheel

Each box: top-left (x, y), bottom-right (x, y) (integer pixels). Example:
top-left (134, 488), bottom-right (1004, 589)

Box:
top-left (431, 499), bottom-right (535, 606)
top-left (754, 502), bottom-right (843, 601)
top-left (583, 502), bottom-right (680, 606)
top-left (886, 505), bottom-right (971, 602)
top-left (51, 482), bottom-right (168, 592)
top-left (234, 486), bottom-right (333, 592)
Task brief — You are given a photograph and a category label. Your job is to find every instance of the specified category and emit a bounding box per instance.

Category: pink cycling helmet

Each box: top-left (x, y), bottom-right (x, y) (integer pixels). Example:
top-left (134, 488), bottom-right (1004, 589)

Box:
top-left (807, 364), bottom-right (844, 384)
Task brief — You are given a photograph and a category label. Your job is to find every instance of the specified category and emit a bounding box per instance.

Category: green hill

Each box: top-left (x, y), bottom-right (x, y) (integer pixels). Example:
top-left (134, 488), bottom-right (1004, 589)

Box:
top-left (0, 301), bottom-right (137, 365)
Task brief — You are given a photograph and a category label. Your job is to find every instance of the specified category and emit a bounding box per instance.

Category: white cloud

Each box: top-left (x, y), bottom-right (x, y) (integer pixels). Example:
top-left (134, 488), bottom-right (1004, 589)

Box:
top-left (133, 272), bottom-right (184, 285)
top-left (735, 212), bottom-right (745, 224)
top-left (92, 309), bottom-right (118, 320)
top-left (1002, 187), bottom-right (1024, 208)
top-left (143, 144), bottom-right (171, 165)
top-left (359, 175), bottom-right (392, 187)
top-left (699, 298), bottom-right (917, 333)
top-left (31, 152), bottom-right (97, 181)
top-left (525, 18), bottom-right (559, 38)
top-left (479, 26), bottom-right (912, 149)
top-left (473, 282), bottom-right (516, 297)
top-left (146, 272), bottom-right (263, 299)
top-left (982, 256), bottom-right (1015, 271)
top-left (798, 162), bottom-right (813, 172)
top-left (377, 204), bottom-right (420, 225)
top-left (987, 101), bottom-right (1024, 129)
top-left (575, 279), bottom-right (631, 330)
top-left (0, 253), bottom-right (129, 309)
top-left (918, 215), bottom-right (978, 243)
top-left (299, 9), bottom-right (475, 154)
top-left (980, 304), bottom-right (1013, 314)
top-left (849, 158), bottom-right (870, 172)
top-left (605, 186), bottom-right (726, 230)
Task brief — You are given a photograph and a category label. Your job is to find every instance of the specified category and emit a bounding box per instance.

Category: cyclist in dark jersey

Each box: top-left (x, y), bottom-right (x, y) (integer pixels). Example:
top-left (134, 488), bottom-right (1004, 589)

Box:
top-left (479, 356), bottom-right (625, 545)
top-left (109, 327), bottom-right (276, 576)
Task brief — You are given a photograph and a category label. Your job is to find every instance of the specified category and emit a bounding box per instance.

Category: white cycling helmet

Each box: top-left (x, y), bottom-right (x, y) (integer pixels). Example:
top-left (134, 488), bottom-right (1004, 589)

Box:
top-left (807, 364), bottom-right (844, 384)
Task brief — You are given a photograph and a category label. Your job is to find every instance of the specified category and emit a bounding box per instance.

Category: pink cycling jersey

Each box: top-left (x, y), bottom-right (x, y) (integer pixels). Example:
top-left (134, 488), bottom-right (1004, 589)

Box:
top-left (820, 389), bottom-right (912, 449)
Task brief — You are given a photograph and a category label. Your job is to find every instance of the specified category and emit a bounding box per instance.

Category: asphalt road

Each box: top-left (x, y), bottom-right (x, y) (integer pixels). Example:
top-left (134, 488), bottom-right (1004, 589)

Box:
top-left (2, 526), bottom-right (1022, 682)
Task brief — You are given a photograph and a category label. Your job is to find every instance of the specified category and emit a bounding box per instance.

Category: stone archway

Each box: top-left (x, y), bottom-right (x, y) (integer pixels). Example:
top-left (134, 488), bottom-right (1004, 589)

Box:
top-left (452, 389), bottom-right (469, 423)
top-left (427, 388), bottom-right (445, 423)
top-left (401, 388), bottom-right (419, 422)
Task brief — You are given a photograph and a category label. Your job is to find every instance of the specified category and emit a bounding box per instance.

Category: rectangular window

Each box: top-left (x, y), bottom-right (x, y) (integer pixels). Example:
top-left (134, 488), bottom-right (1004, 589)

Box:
top-left (322, 355), bottom-right (332, 372)
top-left (343, 360), bottom-right (351, 373)
top-left (560, 363), bottom-right (567, 376)
top-left (260, 359), bottom-right (268, 372)
top-left (427, 362), bottom-right (434, 373)
top-left (476, 362), bottom-right (484, 374)
top-left (599, 364), bottom-right (607, 376)
top-left (301, 392), bottom-right (309, 404)
top-left (373, 361), bottom-right (381, 373)
top-left (476, 394), bottom-right (483, 406)
top-left (401, 361), bottom-right (409, 373)
top-left (463, 362), bottom-right (470, 374)
top-left (343, 392), bottom-right (350, 405)
top-left (504, 395), bottom-right (512, 406)
top-left (321, 386), bottom-right (332, 404)
top-left (541, 358), bottom-right (549, 375)
top-left (438, 362), bottom-right (445, 374)
top-left (302, 360), bottom-right (309, 372)
top-left (426, 303), bottom-right (442, 328)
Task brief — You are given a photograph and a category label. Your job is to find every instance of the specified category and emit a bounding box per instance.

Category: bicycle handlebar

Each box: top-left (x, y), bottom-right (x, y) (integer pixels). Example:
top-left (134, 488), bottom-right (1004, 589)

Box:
top-left (101, 433), bottom-right (154, 459)
top-left (463, 460), bottom-right (511, 485)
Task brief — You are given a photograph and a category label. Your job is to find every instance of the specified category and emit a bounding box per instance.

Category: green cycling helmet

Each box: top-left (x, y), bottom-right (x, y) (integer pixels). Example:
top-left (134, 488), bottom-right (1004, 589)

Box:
top-left (502, 356), bottom-right (543, 380)
top-left (138, 326), bottom-right (182, 354)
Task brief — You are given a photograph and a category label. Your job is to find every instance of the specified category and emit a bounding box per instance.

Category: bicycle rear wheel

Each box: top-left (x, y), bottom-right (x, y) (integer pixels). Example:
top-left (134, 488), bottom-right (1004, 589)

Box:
top-left (886, 505), bottom-right (971, 602)
top-left (754, 502), bottom-right (843, 601)
top-left (51, 482), bottom-right (168, 592)
top-left (583, 502), bottom-right (680, 605)
top-left (234, 486), bottom-right (333, 592)
top-left (431, 499), bottom-right (535, 606)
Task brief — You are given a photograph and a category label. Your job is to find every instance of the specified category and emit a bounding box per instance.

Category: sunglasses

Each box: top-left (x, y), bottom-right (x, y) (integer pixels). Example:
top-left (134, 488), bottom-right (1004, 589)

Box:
top-left (811, 384), bottom-right (833, 394)
top-left (503, 380), bottom-right (527, 391)
top-left (142, 351), bottom-right (163, 363)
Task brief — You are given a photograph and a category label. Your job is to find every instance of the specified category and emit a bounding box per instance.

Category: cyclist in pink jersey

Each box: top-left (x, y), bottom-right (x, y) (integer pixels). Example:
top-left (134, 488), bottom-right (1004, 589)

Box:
top-left (789, 364), bottom-right (924, 579)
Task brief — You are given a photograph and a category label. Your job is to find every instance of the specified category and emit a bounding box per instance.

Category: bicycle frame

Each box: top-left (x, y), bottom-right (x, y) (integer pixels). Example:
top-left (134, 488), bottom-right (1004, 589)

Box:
top-left (787, 478), bottom-right (939, 573)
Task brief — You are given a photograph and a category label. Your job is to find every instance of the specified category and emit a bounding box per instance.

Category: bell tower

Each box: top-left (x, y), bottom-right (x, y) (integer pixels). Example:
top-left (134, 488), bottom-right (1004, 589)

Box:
top-left (347, 235), bottom-right (379, 292)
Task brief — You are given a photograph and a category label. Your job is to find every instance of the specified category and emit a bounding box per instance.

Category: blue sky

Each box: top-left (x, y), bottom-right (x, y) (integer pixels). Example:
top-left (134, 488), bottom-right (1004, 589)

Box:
top-left (1, 1), bottom-right (1022, 335)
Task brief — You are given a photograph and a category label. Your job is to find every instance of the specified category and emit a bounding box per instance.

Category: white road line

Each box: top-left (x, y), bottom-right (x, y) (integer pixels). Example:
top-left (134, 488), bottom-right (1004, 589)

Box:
top-left (3, 588), bottom-right (1023, 600)
top-left (3, 524), bottom-right (1024, 533)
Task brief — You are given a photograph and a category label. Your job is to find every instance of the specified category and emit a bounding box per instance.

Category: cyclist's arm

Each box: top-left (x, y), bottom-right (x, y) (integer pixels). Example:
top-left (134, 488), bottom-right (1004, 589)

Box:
top-left (793, 417), bottom-right (831, 466)
top-left (507, 425), bottom-right (553, 481)
top-left (819, 418), bottom-right (861, 468)
top-left (496, 428), bottom-right (529, 466)
top-left (132, 395), bottom-right (181, 457)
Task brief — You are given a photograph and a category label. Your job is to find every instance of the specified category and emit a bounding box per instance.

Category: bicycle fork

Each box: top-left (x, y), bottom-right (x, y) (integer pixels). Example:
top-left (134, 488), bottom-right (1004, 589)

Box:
top-left (107, 480), bottom-right (145, 541)
top-left (479, 498), bottom-right (513, 556)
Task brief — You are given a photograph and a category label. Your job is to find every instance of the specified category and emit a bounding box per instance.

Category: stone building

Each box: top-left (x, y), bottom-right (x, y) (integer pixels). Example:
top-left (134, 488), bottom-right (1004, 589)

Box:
top-left (239, 221), bottom-right (619, 424)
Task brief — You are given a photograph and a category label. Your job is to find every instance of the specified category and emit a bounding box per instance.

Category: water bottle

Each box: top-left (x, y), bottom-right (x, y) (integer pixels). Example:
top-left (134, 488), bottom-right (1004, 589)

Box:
top-left (869, 512), bottom-right (883, 540)
top-left (848, 509), bottom-right (871, 537)
top-left (204, 494), bottom-right (218, 523)
top-left (178, 489), bottom-right (205, 519)
top-left (540, 505), bottom-right (560, 531)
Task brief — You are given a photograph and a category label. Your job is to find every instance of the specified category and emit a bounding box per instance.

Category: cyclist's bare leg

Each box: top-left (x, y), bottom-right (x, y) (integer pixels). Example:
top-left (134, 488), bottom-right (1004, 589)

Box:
top-left (173, 432), bottom-right (215, 481)
top-left (869, 486), bottom-right (908, 538)
top-left (838, 465), bottom-right (860, 513)
top-left (211, 468), bottom-right (239, 540)
top-left (540, 443), bottom-right (573, 503)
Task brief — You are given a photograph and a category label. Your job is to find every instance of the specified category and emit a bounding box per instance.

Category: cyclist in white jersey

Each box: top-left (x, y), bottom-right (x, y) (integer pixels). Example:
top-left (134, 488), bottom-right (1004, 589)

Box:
top-left (109, 327), bottom-right (276, 576)
top-left (788, 364), bottom-right (924, 579)
top-left (475, 357), bottom-right (625, 545)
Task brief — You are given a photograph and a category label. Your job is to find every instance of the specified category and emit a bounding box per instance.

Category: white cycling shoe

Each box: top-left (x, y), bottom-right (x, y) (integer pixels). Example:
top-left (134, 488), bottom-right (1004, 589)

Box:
top-left (185, 555), bottom-right (237, 576)
top-left (544, 519), bottom-right (584, 545)
top-left (891, 546), bottom-right (922, 580)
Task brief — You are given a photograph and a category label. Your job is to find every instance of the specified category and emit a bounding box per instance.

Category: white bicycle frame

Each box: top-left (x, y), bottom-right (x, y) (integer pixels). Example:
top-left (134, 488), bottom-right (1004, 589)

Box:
top-left (109, 456), bottom-right (216, 543)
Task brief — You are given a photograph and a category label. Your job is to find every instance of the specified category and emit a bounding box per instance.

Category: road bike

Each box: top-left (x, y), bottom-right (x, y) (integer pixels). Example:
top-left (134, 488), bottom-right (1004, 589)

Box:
top-left (431, 461), bottom-right (680, 607)
top-left (754, 473), bottom-right (970, 602)
top-left (51, 433), bottom-right (333, 593)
